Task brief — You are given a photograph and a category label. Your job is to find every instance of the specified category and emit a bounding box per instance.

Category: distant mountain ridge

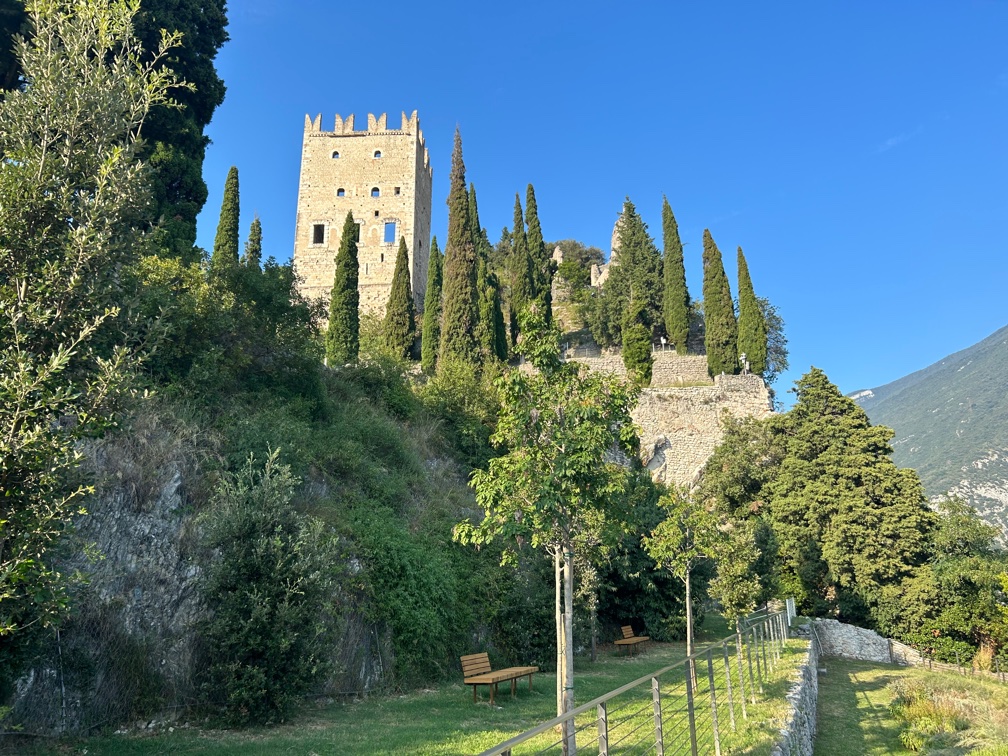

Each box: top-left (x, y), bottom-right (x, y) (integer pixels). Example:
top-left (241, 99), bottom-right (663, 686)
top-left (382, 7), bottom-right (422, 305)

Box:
top-left (850, 324), bottom-right (1008, 538)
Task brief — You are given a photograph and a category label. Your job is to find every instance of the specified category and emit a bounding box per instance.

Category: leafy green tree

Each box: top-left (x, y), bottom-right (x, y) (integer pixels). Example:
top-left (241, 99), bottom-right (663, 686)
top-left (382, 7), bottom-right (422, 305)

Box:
top-left (242, 214), bottom-right (262, 270)
top-left (197, 452), bottom-right (345, 724)
top-left (508, 194), bottom-right (532, 343)
top-left (0, 0), bottom-right (181, 675)
top-left (133, 0), bottom-right (228, 262)
top-left (525, 184), bottom-right (552, 321)
top-left (643, 488), bottom-right (720, 658)
top-left (736, 246), bottom-right (767, 376)
top-left (383, 237), bottom-right (416, 360)
top-left (766, 368), bottom-right (936, 622)
top-left (661, 198), bottom-right (690, 353)
top-left (701, 229), bottom-right (738, 376)
top-left (420, 236), bottom-right (443, 374)
top-left (0, 0), bottom-right (27, 91)
top-left (456, 311), bottom-right (638, 748)
top-left (759, 296), bottom-right (789, 386)
top-left (438, 128), bottom-right (479, 368)
top-left (325, 213), bottom-right (360, 365)
top-left (210, 165), bottom-right (240, 274)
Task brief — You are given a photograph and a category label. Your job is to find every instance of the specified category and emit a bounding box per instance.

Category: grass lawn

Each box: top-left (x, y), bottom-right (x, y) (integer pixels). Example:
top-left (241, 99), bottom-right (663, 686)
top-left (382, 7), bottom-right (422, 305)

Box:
top-left (814, 657), bottom-right (1008, 755)
top-left (10, 617), bottom-right (804, 755)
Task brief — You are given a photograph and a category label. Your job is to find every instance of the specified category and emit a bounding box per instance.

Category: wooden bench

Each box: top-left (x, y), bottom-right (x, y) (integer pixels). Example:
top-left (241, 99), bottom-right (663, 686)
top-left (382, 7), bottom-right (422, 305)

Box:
top-left (461, 652), bottom-right (538, 705)
top-left (614, 625), bottom-right (650, 656)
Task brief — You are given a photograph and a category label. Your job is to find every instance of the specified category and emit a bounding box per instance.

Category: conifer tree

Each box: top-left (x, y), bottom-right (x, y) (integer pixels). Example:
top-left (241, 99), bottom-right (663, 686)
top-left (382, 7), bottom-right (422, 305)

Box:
top-left (661, 198), bottom-right (690, 353)
top-left (736, 246), bottom-right (767, 376)
top-left (242, 214), bottom-right (262, 270)
top-left (701, 229), bottom-right (738, 376)
top-left (438, 128), bottom-right (479, 368)
top-left (211, 165), bottom-right (240, 273)
top-left (383, 236), bottom-right (416, 359)
top-left (525, 183), bottom-right (552, 321)
top-left (508, 193), bottom-right (532, 343)
top-left (420, 236), bottom-right (443, 373)
top-left (326, 212), bottom-right (359, 365)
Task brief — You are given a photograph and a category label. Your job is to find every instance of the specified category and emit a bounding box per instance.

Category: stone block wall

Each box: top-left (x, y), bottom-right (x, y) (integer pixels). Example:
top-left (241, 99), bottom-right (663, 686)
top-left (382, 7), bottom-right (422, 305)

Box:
top-left (812, 619), bottom-right (923, 666)
top-left (566, 351), bottom-right (712, 387)
top-left (771, 637), bottom-right (819, 756)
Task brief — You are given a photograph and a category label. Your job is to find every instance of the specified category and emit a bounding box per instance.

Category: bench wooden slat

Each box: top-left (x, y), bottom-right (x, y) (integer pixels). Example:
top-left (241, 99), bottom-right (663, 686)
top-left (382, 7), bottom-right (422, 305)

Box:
top-left (614, 625), bottom-right (650, 656)
top-left (460, 653), bottom-right (538, 705)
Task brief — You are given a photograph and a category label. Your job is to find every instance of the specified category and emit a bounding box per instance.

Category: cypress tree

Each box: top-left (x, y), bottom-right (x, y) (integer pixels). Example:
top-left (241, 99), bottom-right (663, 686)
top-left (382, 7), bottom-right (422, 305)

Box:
top-left (701, 229), bottom-right (738, 377)
top-left (325, 212), bottom-right (360, 365)
top-left (525, 183), bottom-right (552, 321)
top-left (736, 246), bottom-right (768, 376)
top-left (383, 236), bottom-right (416, 359)
top-left (475, 258), bottom-right (496, 360)
top-left (242, 214), bottom-right (262, 270)
top-left (661, 197), bottom-right (690, 353)
top-left (508, 193), bottom-right (532, 343)
top-left (438, 128), bottom-right (479, 368)
top-left (622, 299), bottom-right (653, 386)
top-left (211, 165), bottom-right (240, 273)
top-left (420, 236), bottom-right (443, 373)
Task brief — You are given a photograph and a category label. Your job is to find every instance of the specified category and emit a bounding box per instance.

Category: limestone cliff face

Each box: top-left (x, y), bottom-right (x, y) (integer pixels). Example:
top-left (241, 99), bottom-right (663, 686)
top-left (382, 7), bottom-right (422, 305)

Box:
top-left (567, 352), bottom-right (773, 488)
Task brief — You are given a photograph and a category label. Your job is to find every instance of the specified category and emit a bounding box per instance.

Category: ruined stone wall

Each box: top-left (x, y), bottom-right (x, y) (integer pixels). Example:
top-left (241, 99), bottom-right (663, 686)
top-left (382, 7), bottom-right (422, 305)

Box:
top-left (293, 111), bottom-right (432, 315)
top-left (567, 351), bottom-right (712, 387)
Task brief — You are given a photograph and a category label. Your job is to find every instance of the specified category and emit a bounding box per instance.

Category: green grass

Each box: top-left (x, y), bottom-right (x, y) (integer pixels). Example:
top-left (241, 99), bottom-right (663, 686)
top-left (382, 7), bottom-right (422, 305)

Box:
top-left (17, 627), bottom-right (808, 756)
top-left (814, 658), bottom-right (1008, 755)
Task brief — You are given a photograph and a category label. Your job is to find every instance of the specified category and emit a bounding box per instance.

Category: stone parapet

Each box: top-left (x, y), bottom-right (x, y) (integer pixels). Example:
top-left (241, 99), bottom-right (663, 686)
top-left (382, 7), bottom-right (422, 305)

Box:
top-left (771, 637), bottom-right (818, 756)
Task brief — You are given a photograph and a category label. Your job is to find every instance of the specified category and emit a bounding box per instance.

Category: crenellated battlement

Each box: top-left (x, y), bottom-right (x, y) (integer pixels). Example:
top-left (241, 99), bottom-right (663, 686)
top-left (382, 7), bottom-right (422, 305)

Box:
top-left (303, 111), bottom-right (430, 176)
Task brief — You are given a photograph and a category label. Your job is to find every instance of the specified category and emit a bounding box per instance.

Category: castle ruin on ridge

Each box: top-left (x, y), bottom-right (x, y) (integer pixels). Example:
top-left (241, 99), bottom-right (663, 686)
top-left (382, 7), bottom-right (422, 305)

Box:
top-left (293, 111), bottom-right (432, 314)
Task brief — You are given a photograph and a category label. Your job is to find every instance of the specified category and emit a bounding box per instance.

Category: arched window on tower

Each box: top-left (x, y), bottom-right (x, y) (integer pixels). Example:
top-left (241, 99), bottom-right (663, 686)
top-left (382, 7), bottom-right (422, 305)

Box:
top-left (336, 188), bottom-right (345, 197)
top-left (331, 150), bottom-right (340, 159)
top-left (371, 187), bottom-right (380, 197)
top-left (374, 150), bottom-right (382, 158)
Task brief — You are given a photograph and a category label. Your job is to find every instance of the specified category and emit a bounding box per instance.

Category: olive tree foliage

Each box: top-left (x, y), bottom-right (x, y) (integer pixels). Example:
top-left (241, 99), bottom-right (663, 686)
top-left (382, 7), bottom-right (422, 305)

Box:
top-left (0, 0), bottom-right (182, 655)
top-left (455, 310), bottom-right (638, 751)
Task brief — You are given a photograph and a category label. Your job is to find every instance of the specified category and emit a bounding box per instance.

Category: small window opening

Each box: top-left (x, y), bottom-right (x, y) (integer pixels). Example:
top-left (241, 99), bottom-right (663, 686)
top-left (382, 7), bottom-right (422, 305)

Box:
top-left (371, 187), bottom-right (380, 197)
top-left (374, 150), bottom-right (382, 158)
top-left (384, 221), bottom-right (396, 243)
top-left (336, 188), bottom-right (345, 197)
top-left (355, 223), bottom-right (361, 242)
top-left (331, 150), bottom-right (340, 159)
top-left (380, 253), bottom-right (385, 263)
top-left (312, 224), bottom-right (325, 245)
top-left (374, 210), bottom-right (379, 217)
top-left (394, 187), bottom-right (401, 196)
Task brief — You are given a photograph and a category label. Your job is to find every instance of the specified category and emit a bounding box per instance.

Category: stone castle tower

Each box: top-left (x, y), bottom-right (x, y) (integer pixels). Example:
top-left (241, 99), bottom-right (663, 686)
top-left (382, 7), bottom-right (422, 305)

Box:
top-left (293, 111), bottom-right (432, 314)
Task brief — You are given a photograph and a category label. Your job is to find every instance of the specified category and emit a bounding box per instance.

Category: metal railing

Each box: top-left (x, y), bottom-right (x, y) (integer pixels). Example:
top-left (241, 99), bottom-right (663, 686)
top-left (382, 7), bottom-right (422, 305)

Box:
top-left (481, 598), bottom-right (798, 756)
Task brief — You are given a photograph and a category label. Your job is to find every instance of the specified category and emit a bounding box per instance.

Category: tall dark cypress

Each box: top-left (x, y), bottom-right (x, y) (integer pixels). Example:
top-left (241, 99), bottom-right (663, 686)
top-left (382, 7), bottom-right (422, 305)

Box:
top-left (508, 193), bottom-right (532, 342)
top-left (242, 215), bottom-right (262, 270)
top-left (325, 212), bottom-right (360, 365)
top-left (383, 236), bottom-right (416, 359)
top-left (210, 165), bottom-right (240, 273)
top-left (438, 128), bottom-right (479, 368)
top-left (525, 183), bottom-right (552, 321)
top-left (661, 197), bottom-right (690, 353)
top-left (702, 229), bottom-right (738, 376)
top-left (420, 236), bottom-right (443, 373)
top-left (736, 246), bottom-right (767, 376)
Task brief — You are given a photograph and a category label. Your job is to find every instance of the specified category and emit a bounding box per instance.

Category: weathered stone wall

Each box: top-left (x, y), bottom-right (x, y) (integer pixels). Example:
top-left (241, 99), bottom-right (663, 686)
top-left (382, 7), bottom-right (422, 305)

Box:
top-left (812, 619), bottom-right (923, 666)
top-left (566, 351), bottom-right (712, 387)
top-left (771, 636), bottom-right (818, 756)
top-left (293, 110), bottom-right (432, 315)
top-left (635, 374), bottom-right (772, 488)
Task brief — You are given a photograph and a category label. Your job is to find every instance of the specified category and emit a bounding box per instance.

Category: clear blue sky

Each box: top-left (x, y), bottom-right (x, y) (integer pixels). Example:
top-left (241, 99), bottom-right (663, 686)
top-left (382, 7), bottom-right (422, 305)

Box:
top-left (194, 1), bottom-right (1008, 401)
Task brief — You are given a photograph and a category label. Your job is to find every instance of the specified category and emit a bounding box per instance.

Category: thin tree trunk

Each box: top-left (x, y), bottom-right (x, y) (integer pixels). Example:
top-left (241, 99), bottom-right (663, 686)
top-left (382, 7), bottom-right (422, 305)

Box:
top-left (555, 546), bottom-right (563, 720)
top-left (685, 568), bottom-right (693, 658)
top-left (591, 596), bottom-right (597, 663)
top-left (563, 546), bottom-right (576, 755)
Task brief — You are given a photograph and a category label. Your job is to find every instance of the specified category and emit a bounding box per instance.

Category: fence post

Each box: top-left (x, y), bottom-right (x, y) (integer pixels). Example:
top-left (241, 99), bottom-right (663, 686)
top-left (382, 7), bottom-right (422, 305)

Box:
top-left (722, 641), bottom-right (737, 731)
top-left (753, 627), bottom-right (764, 695)
top-left (652, 676), bottom-right (664, 756)
top-left (735, 635), bottom-right (749, 718)
top-left (707, 650), bottom-right (721, 756)
top-left (761, 623), bottom-right (770, 677)
top-left (597, 702), bottom-right (609, 756)
top-left (685, 659), bottom-right (700, 756)
top-left (746, 628), bottom-right (757, 703)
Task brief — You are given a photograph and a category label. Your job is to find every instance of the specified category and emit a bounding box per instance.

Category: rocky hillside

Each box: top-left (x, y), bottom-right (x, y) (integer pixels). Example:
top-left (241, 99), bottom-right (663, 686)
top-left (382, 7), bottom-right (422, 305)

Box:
top-left (850, 324), bottom-right (1008, 538)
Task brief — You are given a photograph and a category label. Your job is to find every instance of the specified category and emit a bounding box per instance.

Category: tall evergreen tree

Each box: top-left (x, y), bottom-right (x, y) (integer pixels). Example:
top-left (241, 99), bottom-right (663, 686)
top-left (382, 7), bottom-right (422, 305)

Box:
top-left (525, 183), bottom-right (552, 321)
top-left (701, 229), bottom-right (738, 376)
top-left (326, 213), bottom-right (360, 365)
top-left (508, 193), bottom-right (532, 343)
top-left (736, 246), bottom-right (768, 376)
top-left (438, 128), bottom-right (479, 368)
top-left (420, 236), bottom-right (443, 373)
top-left (661, 197), bottom-right (690, 353)
top-left (383, 236), bottom-right (416, 359)
top-left (242, 214), bottom-right (262, 270)
top-left (211, 165), bottom-right (240, 274)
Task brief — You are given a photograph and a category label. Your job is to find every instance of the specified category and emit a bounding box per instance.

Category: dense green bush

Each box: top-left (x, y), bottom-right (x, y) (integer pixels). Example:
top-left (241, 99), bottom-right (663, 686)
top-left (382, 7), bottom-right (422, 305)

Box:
top-left (196, 452), bottom-right (346, 724)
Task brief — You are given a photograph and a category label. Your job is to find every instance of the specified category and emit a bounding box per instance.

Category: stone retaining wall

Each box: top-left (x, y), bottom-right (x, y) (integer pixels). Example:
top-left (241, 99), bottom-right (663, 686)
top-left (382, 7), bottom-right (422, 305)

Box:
top-left (566, 351), bottom-right (712, 387)
top-left (812, 619), bottom-right (923, 666)
top-left (771, 634), bottom-right (819, 756)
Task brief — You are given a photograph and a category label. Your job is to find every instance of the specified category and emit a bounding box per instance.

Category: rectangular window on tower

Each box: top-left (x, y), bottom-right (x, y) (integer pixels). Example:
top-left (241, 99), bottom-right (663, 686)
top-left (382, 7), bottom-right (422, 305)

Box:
top-left (384, 221), bottom-right (396, 243)
top-left (312, 224), bottom-right (325, 245)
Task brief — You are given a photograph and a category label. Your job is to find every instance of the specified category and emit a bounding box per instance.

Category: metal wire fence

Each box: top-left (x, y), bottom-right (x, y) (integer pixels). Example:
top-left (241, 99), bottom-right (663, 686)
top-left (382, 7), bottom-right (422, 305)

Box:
top-left (481, 598), bottom-right (798, 756)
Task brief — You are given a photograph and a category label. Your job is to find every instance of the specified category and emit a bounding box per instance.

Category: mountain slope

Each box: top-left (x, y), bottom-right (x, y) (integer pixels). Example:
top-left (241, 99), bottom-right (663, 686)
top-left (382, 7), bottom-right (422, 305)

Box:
top-left (850, 324), bottom-right (1008, 535)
